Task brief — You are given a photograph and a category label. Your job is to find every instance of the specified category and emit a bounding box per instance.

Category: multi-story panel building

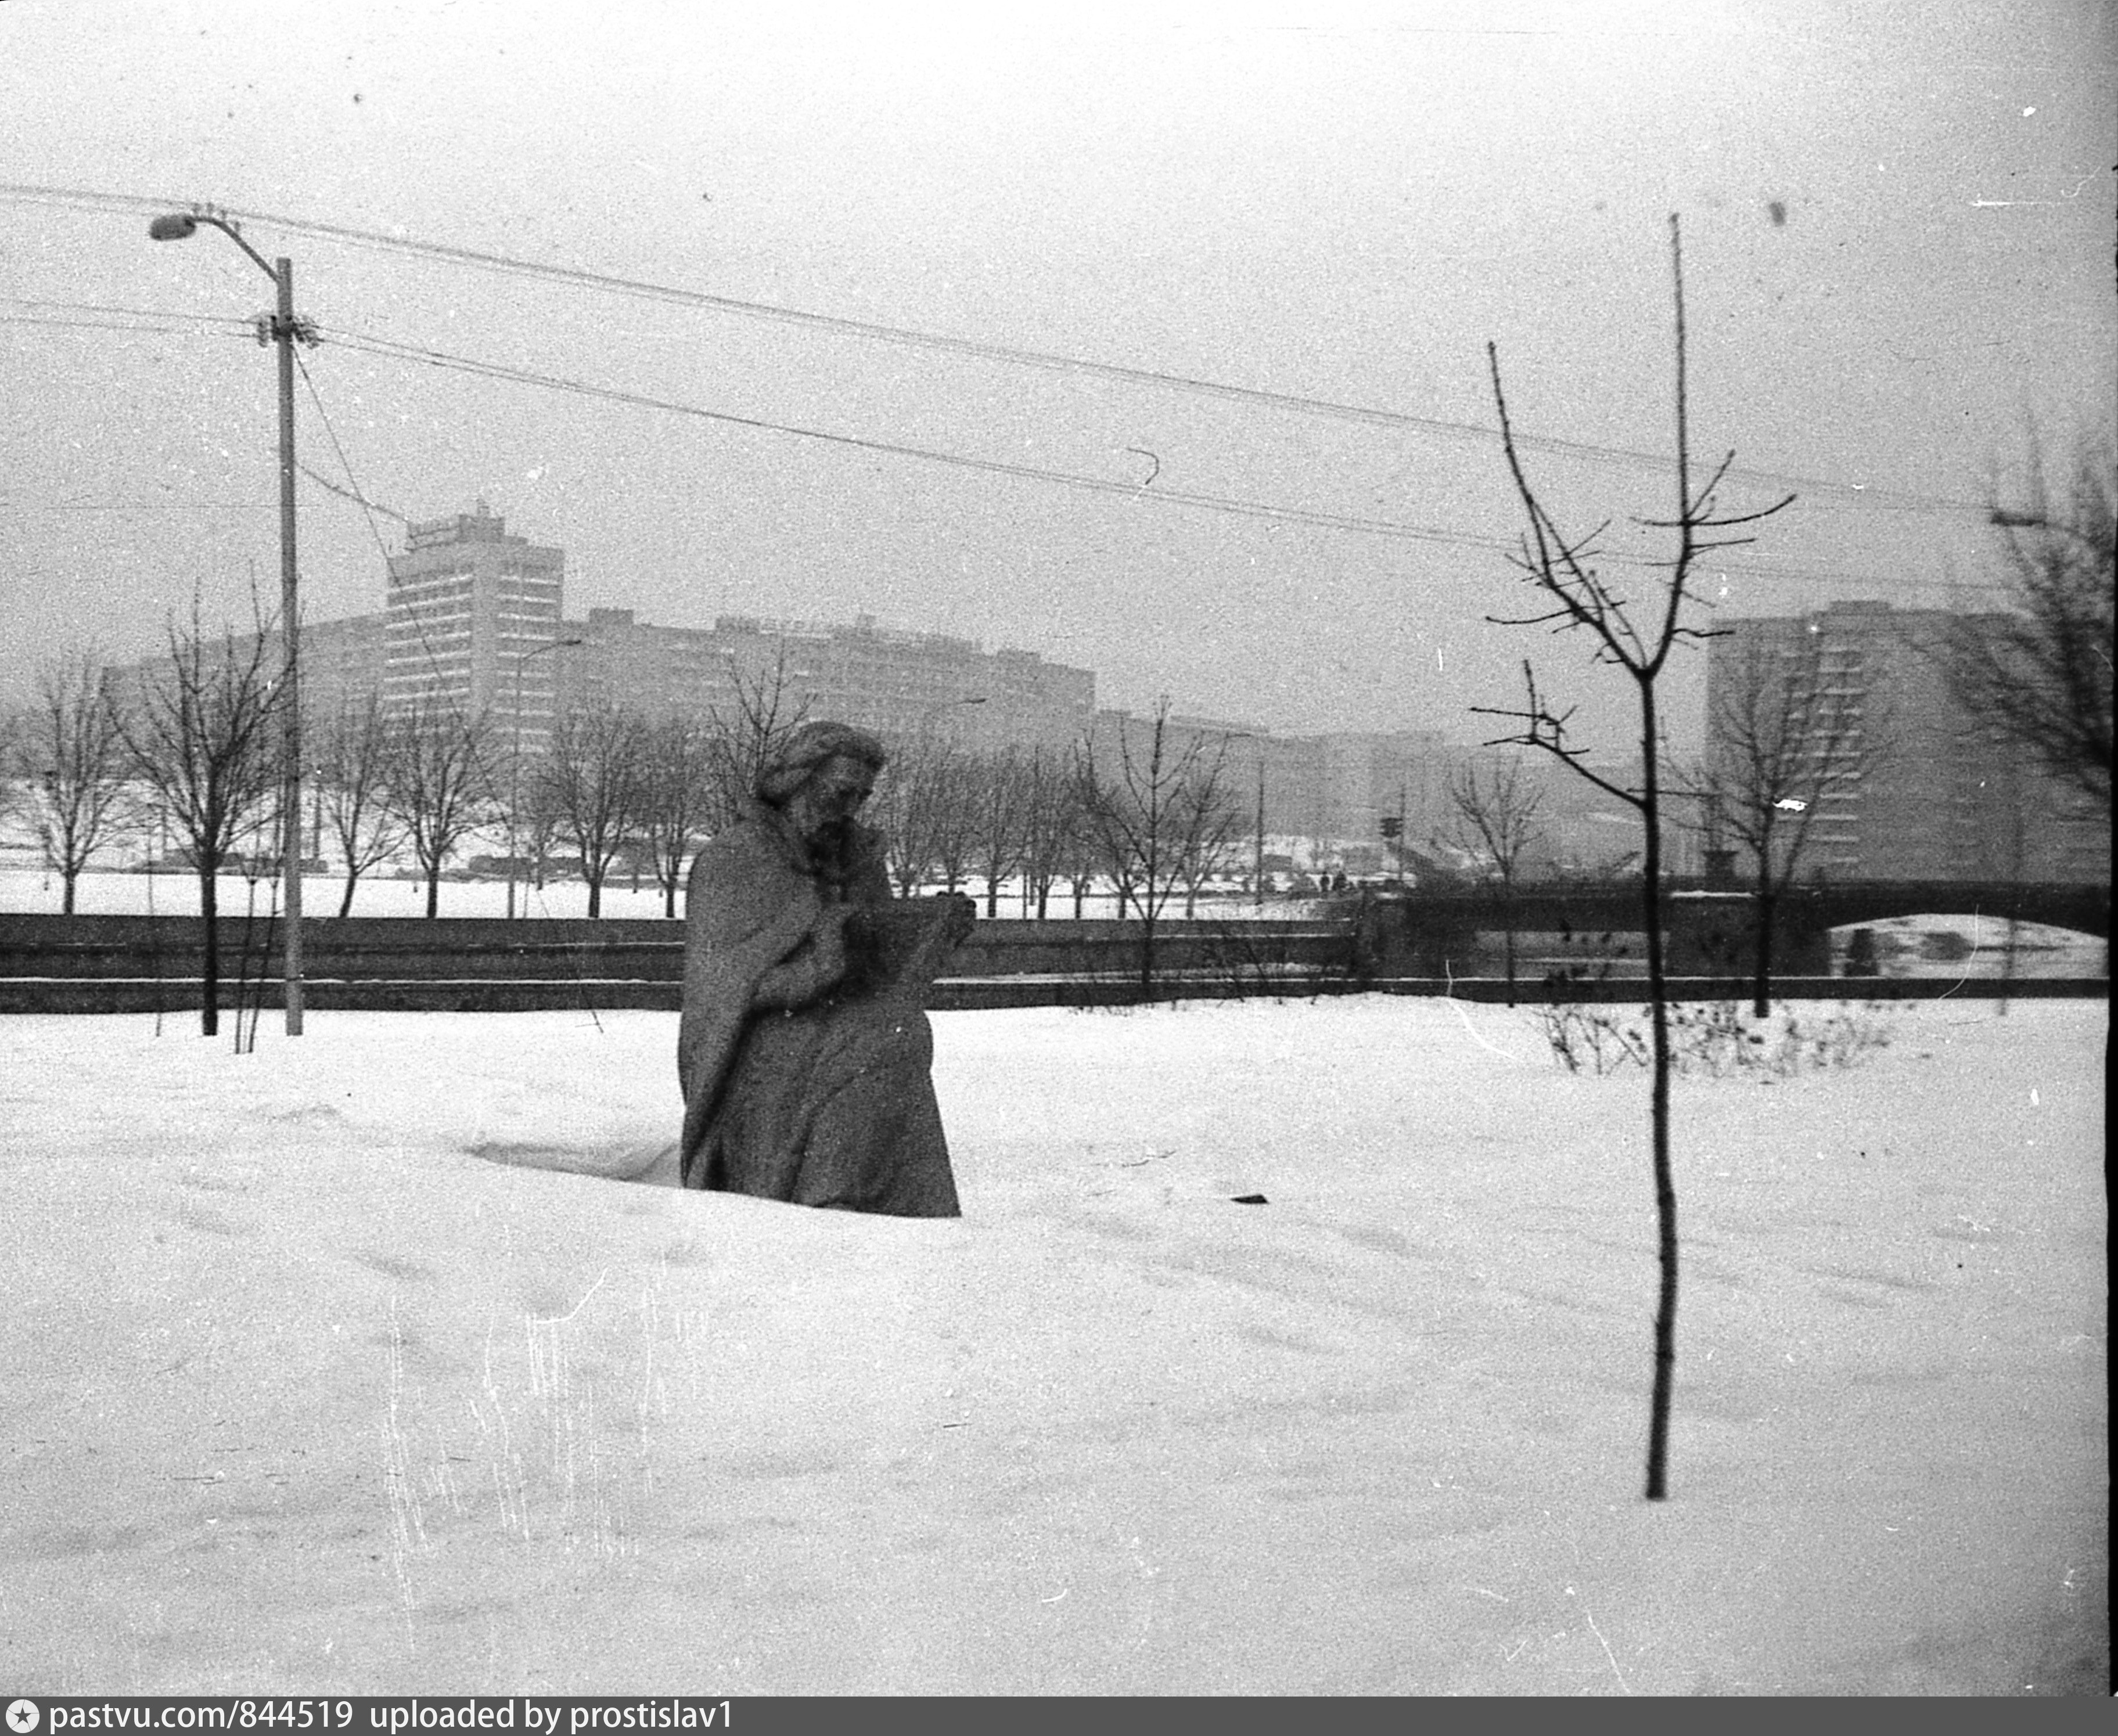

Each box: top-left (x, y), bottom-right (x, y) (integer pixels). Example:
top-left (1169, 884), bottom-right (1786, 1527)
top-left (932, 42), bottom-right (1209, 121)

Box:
top-left (178, 506), bottom-right (1095, 759)
top-left (109, 512), bottom-right (1098, 770)
top-left (557, 607), bottom-right (1095, 753)
top-left (1705, 599), bottom-right (2108, 884)
top-left (298, 612), bottom-right (387, 723)
top-left (100, 611), bottom-right (387, 744)
top-left (382, 502), bottom-right (567, 754)
top-left (1081, 717), bottom-right (1495, 876)
top-left (127, 506), bottom-right (1736, 883)
top-left (99, 506), bottom-right (1097, 770)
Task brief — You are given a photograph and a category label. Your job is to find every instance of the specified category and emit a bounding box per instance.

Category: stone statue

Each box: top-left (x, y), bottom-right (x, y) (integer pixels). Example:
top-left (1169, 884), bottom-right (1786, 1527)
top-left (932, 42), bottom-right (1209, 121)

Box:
top-left (677, 721), bottom-right (973, 1215)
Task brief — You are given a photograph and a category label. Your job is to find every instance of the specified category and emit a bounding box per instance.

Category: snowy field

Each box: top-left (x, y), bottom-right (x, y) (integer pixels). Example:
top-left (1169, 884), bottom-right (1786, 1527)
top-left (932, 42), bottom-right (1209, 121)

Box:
top-left (0, 995), bottom-right (2105, 1696)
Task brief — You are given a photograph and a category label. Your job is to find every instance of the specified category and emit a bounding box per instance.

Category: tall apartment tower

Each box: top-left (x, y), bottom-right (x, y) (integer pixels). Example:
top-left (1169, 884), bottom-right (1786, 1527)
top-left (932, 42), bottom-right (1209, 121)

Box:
top-left (383, 502), bottom-right (565, 754)
top-left (1705, 599), bottom-right (2107, 883)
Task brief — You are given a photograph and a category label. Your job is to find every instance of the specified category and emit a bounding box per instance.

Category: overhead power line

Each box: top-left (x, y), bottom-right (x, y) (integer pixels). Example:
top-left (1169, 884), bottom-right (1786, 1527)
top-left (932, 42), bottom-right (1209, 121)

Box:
top-left (323, 322), bottom-right (1512, 549)
top-left (0, 500), bottom-right (277, 513)
top-left (319, 320), bottom-right (2011, 594)
top-left (0, 182), bottom-right (1997, 516)
top-left (0, 184), bottom-right (2013, 596)
top-left (2, 294), bottom-right (253, 328)
top-left (294, 460), bottom-right (411, 523)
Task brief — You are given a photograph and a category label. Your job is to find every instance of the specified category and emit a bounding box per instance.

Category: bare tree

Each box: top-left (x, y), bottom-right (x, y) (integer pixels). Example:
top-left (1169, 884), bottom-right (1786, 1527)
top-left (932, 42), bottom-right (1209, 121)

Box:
top-left (926, 757), bottom-right (981, 895)
top-left (1946, 439), bottom-right (2114, 816)
top-left (1474, 215), bottom-right (1793, 1501)
top-left (867, 744), bottom-right (932, 897)
top-left (1694, 635), bottom-right (1889, 1014)
top-left (1080, 700), bottom-right (1235, 989)
top-left (1444, 755), bottom-right (1548, 1001)
top-left (380, 696), bottom-right (494, 919)
top-left (110, 603), bottom-right (287, 1036)
top-left (1056, 753), bottom-right (1108, 918)
top-left (966, 747), bottom-right (1033, 917)
top-left (514, 773), bottom-right (570, 902)
top-left (6, 650), bottom-right (131, 914)
top-left (1015, 747), bottom-right (1083, 918)
top-left (311, 690), bottom-right (409, 918)
top-left (1077, 747), bottom-right (1142, 920)
top-left (872, 732), bottom-right (981, 896)
top-left (0, 712), bottom-right (16, 835)
top-left (1174, 750), bottom-right (1249, 917)
top-left (637, 716), bottom-right (721, 919)
top-left (709, 646), bottom-right (812, 819)
top-left (871, 733), bottom-right (944, 895)
top-left (540, 703), bottom-right (651, 919)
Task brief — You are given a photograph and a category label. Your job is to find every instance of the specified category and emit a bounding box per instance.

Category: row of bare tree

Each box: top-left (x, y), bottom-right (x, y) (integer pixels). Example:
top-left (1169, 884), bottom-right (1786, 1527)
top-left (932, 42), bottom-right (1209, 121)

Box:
top-left (0, 629), bottom-right (823, 928)
top-left (2, 610), bottom-right (1256, 960)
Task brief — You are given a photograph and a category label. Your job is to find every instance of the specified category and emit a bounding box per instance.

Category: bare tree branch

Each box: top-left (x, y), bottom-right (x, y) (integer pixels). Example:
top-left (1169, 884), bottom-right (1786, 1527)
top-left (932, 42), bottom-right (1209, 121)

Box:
top-left (109, 597), bottom-right (287, 1034)
top-left (1687, 631), bottom-right (1894, 1013)
top-left (6, 649), bottom-right (131, 914)
top-left (1478, 214), bottom-right (1792, 1502)
top-left (379, 696), bottom-right (494, 919)
top-left (540, 703), bottom-right (651, 919)
top-left (1078, 700), bottom-right (1234, 988)
top-left (311, 687), bottom-right (409, 918)
top-left (1943, 438), bottom-right (2115, 815)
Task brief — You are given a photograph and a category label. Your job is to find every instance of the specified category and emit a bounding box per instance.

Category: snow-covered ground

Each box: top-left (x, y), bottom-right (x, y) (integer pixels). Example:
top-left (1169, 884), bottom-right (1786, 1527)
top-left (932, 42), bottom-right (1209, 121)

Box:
top-left (0, 863), bottom-right (1248, 924)
top-left (1, 995), bottom-right (2105, 1695)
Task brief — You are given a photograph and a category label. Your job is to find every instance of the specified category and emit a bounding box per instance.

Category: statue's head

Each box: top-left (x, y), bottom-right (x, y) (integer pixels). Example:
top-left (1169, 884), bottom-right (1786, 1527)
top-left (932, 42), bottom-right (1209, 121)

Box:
top-left (756, 721), bottom-right (888, 849)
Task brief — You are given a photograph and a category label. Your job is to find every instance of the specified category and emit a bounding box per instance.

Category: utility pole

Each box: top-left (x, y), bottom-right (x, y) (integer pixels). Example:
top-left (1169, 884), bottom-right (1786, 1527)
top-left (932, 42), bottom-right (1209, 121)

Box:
top-left (273, 253), bottom-right (304, 1032)
top-left (152, 209), bottom-right (317, 1033)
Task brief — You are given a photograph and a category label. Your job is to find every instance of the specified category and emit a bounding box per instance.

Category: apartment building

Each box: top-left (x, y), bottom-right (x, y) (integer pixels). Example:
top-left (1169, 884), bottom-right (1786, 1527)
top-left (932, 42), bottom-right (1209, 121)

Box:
top-left (1704, 599), bottom-right (2107, 884)
top-left (560, 607), bottom-right (1094, 753)
top-left (108, 506), bottom-right (1098, 761)
top-left (382, 502), bottom-right (568, 754)
top-left (114, 504), bottom-right (1712, 869)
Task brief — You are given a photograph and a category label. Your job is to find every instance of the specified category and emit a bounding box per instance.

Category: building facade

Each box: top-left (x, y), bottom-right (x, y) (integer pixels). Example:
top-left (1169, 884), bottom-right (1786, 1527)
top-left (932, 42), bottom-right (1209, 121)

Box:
top-left (120, 504), bottom-right (1749, 876)
top-left (559, 607), bottom-right (1094, 754)
top-left (1704, 599), bottom-right (2108, 884)
top-left (382, 502), bottom-right (568, 755)
top-left (110, 506), bottom-right (1099, 765)
top-left (1083, 715), bottom-right (1513, 879)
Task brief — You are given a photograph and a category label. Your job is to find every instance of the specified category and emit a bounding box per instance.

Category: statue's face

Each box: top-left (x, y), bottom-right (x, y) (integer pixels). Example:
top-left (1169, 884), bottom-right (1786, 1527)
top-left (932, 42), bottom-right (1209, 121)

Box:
top-left (786, 753), bottom-right (876, 847)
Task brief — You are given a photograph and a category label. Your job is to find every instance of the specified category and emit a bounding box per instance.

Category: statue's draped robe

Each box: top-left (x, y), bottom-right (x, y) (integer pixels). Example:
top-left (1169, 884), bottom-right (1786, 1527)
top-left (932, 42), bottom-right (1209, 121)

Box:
top-left (677, 804), bottom-right (964, 1216)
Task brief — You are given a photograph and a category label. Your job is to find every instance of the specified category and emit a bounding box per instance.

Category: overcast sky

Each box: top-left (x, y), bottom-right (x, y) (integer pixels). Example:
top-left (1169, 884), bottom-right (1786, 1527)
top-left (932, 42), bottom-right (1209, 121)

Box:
top-left (2, 0), bottom-right (2111, 749)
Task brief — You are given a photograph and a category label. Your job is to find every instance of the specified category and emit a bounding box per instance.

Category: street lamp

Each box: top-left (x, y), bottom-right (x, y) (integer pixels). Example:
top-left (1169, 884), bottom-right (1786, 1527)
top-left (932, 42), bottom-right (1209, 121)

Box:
top-left (506, 636), bottom-right (585, 920)
top-left (151, 208), bottom-right (317, 1033)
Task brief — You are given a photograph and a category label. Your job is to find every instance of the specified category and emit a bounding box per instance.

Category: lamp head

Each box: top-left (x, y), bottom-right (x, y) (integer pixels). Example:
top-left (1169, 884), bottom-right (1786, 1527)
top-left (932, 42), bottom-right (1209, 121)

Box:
top-left (148, 214), bottom-right (199, 242)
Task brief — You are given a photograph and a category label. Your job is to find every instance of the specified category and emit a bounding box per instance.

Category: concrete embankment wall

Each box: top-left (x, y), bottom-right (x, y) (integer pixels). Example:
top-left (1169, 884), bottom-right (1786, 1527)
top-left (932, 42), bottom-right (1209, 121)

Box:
top-left (0, 913), bottom-right (1350, 1013)
top-left (1, 912), bottom-right (2103, 1013)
